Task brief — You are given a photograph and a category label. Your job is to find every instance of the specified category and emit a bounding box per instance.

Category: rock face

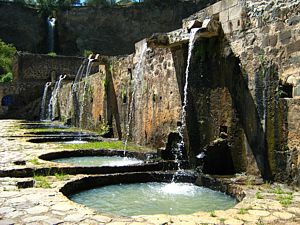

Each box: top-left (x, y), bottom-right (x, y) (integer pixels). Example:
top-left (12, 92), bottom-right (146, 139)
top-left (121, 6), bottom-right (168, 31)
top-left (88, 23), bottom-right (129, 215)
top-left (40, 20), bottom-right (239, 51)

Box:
top-left (0, 2), bottom-right (47, 53)
top-left (56, 0), bottom-right (216, 56)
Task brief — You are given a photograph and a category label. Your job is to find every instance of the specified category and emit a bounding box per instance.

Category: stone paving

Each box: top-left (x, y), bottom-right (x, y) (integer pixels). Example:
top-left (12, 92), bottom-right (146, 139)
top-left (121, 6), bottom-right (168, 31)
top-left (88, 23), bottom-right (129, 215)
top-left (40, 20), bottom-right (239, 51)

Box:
top-left (0, 120), bottom-right (300, 225)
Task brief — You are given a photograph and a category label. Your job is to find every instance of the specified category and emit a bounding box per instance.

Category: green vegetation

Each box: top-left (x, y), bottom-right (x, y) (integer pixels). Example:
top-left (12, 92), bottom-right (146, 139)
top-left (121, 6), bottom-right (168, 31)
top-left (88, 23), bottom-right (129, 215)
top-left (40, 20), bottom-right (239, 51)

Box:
top-left (255, 191), bottom-right (264, 199)
top-left (61, 140), bottom-right (154, 152)
top-left (28, 158), bottom-right (41, 165)
top-left (34, 175), bottom-right (51, 188)
top-left (277, 193), bottom-right (293, 207)
top-left (83, 50), bottom-right (93, 58)
top-left (94, 121), bottom-right (110, 136)
top-left (238, 208), bottom-right (248, 215)
top-left (0, 39), bottom-right (16, 83)
top-left (219, 218), bottom-right (225, 225)
top-left (54, 172), bottom-right (68, 181)
top-left (47, 52), bottom-right (57, 57)
top-left (209, 211), bottom-right (216, 217)
top-left (270, 186), bottom-right (285, 194)
top-left (85, 0), bottom-right (108, 7)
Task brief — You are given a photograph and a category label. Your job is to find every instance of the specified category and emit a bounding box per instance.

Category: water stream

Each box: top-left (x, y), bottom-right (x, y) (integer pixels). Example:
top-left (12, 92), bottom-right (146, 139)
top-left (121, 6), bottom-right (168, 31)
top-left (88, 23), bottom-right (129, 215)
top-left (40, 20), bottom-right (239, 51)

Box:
top-left (78, 58), bottom-right (93, 129)
top-left (48, 75), bottom-right (66, 120)
top-left (124, 42), bottom-right (148, 151)
top-left (175, 28), bottom-right (200, 170)
top-left (40, 82), bottom-right (52, 120)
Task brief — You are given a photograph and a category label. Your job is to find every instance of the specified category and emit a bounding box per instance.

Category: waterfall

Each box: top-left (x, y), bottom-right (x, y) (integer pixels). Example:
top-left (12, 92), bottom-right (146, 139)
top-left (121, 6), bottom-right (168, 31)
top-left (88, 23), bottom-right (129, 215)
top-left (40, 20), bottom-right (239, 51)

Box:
top-left (124, 41), bottom-right (148, 150)
top-left (47, 17), bottom-right (56, 53)
top-left (78, 58), bottom-right (93, 129)
top-left (40, 82), bottom-right (52, 121)
top-left (48, 75), bottom-right (66, 121)
top-left (175, 28), bottom-right (200, 170)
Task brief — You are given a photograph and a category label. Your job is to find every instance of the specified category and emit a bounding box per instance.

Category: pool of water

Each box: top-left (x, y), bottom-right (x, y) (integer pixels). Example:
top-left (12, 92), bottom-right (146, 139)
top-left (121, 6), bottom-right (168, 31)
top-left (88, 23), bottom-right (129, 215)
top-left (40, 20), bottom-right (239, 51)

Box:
top-left (52, 156), bottom-right (144, 167)
top-left (70, 182), bottom-right (236, 216)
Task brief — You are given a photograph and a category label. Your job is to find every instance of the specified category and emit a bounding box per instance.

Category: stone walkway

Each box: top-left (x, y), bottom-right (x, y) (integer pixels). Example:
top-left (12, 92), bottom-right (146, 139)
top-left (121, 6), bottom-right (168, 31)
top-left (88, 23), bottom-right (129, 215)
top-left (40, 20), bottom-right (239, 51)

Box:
top-left (0, 120), bottom-right (300, 225)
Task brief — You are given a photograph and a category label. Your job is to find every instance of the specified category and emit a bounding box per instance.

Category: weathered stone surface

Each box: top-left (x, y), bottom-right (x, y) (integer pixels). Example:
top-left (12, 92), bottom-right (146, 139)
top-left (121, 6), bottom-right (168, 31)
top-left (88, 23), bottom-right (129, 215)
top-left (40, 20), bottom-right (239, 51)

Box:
top-left (56, 0), bottom-right (215, 56)
top-left (64, 213), bottom-right (86, 222)
top-left (248, 209), bottom-right (270, 217)
top-left (93, 215), bottom-right (112, 223)
top-left (273, 211), bottom-right (294, 220)
top-left (0, 3), bottom-right (46, 53)
top-left (26, 206), bottom-right (49, 214)
top-left (51, 202), bottom-right (76, 212)
top-left (0, 219), bottom-right (16, 225)
top-left (23, 215), bottom-right (50, 223)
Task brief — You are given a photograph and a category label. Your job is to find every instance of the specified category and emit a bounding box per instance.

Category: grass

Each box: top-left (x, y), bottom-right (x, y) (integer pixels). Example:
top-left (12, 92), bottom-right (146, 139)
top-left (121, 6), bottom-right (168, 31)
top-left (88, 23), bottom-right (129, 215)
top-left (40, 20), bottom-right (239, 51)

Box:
top-left (238, 208), bottom-right (248, 214)
top-left (54, 173), bottom-right (68, 181)
top-left (61, 140), bottom-right (154, 152)
top-left (219, 218), bottom-right (226, 224)
top-left (276, 192), bottom-right (293, 207)
top-left (34, 176), bottom-right (51, 188)
top-left (28, 158), bottom-right (40, 165)
top-left (256, 191), bottom-right (264, 199)
top-left (209, 211), bottom-right (216, 217)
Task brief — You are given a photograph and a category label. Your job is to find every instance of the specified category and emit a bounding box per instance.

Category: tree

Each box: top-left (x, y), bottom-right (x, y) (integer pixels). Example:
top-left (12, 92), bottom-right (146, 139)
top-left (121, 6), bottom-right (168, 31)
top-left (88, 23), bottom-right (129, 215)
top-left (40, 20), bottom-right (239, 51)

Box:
top-left (0, 40), bottom-right (16, 83)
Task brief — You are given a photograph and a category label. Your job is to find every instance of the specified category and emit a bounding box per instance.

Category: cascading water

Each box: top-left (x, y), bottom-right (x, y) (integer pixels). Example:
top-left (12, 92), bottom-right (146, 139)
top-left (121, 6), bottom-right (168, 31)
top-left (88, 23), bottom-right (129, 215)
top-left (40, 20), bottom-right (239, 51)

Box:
top-left (124, 42), bottom-right (148, 151)
top-left (48, 75), bottom-right (66, 120)
top-left (47, 17), bottom-right (56, 53)
top-left (173, 28), bottom-right (200, 172)
top-left (78, 58), bottom-right (93, 129)
top-left (40, 82), bottom-right (52, 121)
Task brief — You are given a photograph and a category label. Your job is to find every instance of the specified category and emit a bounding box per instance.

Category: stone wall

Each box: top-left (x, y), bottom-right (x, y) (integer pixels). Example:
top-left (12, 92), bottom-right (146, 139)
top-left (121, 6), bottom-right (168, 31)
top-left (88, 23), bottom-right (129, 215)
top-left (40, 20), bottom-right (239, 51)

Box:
top-left (0, 82), bottom-right (44, 119)
top-left (182, 0), bottom-right (300, 182)
top-left (58, 40), bottom-right (182, 148)
top-left (13, 53), bottom-right (84, 82)
top-left (56, 0), bottom-right (216, 56)
top-left (0, 2), bottom-right (47, 53)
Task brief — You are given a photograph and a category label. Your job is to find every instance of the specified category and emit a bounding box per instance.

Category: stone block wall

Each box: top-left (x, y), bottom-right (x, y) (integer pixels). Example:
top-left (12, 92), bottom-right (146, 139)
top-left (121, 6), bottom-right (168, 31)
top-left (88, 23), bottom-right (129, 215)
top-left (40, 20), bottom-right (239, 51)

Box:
top-left (13, 53), bottom-right (84, 82)
top-left (182, 0), bottom-right (300, 182)
top-left (58, 39), bottom-right (182, 148)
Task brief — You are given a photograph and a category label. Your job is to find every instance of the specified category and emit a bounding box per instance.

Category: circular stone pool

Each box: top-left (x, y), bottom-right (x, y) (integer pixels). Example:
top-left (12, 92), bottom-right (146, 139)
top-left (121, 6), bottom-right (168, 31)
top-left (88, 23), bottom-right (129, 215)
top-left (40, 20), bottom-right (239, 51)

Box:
top-left (70, 182), bottom-right (236, 216)
top-left (52, 156), bottom-right (144, 167)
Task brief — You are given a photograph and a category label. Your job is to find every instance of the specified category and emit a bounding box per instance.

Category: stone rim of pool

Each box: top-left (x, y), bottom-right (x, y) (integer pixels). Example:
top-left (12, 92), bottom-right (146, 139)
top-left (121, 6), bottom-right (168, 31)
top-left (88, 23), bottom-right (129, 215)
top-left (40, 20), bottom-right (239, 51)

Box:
top-left (60, 172), bottom-right (238, 217)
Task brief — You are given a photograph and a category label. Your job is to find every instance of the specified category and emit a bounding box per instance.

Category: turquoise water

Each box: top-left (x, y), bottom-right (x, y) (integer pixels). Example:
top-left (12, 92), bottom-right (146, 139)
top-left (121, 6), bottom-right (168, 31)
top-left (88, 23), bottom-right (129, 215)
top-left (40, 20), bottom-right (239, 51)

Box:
top-left (52, 156), bottom-right (143, 167)
top-left (70, 182), bottom-right (236, 216)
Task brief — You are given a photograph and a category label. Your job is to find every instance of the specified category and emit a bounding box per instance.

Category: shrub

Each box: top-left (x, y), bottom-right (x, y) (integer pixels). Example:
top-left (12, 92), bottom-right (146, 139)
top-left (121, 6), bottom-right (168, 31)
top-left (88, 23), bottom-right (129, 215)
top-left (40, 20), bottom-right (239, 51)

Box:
top-left (83, 50), bottom-right (93, 58)
top-left (47, 52), bottom-right (57, 57)
top-left (1, 72), bottom-right (13, 83)
top-left (0, 39), bottom-right (16, 82)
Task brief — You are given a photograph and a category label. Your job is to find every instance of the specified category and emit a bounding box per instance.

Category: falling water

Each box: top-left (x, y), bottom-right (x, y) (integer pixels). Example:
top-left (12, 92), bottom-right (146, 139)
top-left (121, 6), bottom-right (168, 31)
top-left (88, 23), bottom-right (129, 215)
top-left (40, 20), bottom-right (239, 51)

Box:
top-left (40, 82), bottom-right (52, 121)
top-left (174, 28), bottom-right (200, 171)
top-left (47, 17), bottom-right (56, 52)
top-left (66, 59), bottom-right (87, 119)
top-left (124, 42), bottom-right (148, 151)
top-left (78, 58), bottom-right (93, 129)
top-left (48, 75), bottom-right (66, 120)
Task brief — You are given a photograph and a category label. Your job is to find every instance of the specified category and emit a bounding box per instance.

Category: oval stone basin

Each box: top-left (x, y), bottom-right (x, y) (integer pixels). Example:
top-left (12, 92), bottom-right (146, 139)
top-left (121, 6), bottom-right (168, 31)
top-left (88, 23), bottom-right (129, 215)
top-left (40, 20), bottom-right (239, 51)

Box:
top-left (69, 181), bottom-right (236, 216)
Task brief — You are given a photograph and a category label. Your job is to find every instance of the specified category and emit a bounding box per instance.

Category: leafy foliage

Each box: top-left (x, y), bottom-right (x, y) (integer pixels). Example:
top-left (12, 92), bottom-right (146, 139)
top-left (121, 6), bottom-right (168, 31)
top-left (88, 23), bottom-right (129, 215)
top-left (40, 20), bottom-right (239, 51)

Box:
top-left (85, 0), bottom-right (109, 7)
top-left (0, 39), bottom-right (16, 83)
